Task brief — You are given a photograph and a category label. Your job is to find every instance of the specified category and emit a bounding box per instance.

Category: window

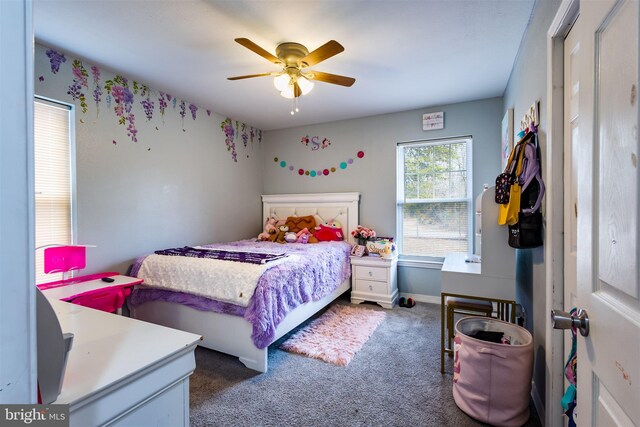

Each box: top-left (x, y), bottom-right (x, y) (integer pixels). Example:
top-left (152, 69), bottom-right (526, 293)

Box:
top-left (34, 98), bottom-right (74, 284)
top-left (396, 137), bottom-right (472, 261)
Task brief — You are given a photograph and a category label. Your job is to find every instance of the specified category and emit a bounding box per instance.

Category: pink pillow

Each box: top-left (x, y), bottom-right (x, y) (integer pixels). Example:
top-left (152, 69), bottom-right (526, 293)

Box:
top-left (315, 224), bottom-right (343, 241)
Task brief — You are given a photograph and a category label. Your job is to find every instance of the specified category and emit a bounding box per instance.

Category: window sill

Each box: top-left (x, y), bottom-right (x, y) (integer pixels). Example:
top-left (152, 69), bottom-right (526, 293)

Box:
top-left (397, 257), bottom-right (444, 270)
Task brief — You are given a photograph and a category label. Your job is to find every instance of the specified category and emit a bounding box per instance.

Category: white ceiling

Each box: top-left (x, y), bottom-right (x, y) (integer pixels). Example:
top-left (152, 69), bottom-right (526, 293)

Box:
top-left (33, 0), bottom-right (534, 131)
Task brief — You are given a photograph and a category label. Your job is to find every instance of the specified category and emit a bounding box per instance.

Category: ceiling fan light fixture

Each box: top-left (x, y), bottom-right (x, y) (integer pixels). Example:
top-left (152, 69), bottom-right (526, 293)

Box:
top-left (229, 38), bottom-right (355, 113)
top-left (280, 84), bottom-right (295, 99)
top-left (297, 76), bottom-right (314, 95)
top-left (273, 73), bottom-right (290, 92)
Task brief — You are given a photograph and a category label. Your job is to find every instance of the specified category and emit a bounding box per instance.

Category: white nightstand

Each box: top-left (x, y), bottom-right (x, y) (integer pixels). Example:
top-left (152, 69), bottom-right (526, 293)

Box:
top-left (350, 255), bottom-right (398, 309)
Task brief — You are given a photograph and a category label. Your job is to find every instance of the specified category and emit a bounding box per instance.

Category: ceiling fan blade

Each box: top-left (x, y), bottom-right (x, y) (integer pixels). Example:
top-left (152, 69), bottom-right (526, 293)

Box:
top-left (227, 73), bottom-right (273, 81)
top-left (293, 82), bottom-right (302, 98)
top-left (234, 38), bottom-right (281, 64)
top-left (307, 71), bottom-right (355, 87)
top-left (300, 40), bottom-right (344, 67)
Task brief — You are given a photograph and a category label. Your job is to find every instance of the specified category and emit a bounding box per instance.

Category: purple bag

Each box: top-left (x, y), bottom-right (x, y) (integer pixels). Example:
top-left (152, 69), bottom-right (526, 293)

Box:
top-left (518, 135), bottom-right (545, 213)
top-left (507, 133), bottom-right (545, 248)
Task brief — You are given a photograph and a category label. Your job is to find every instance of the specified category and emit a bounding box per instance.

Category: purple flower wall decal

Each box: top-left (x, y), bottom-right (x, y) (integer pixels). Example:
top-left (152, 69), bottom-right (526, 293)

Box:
top-left (141, 97), bottom-right (154, 121)
top-left (69, 60), bottom-right (89, 113)
top-left (91, 65), bottom-right (102, 115)
top-left (46, 49), bottom-right (66, 74)
top-left (40, 47), bottom-right (263, 153)
top-left (220, 118), bottom-right (237, 162)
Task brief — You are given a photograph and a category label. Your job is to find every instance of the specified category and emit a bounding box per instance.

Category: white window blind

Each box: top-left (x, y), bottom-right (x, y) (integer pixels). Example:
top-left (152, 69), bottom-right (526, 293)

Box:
top-left (397, 137), bottom-right (473, 260)
top-left (34, 99), bottom-right (73, 284)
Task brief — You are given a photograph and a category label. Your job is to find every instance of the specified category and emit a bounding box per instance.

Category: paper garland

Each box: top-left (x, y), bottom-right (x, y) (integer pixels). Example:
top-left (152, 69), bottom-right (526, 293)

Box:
top-left (274, 151), bottom-right (365, 177)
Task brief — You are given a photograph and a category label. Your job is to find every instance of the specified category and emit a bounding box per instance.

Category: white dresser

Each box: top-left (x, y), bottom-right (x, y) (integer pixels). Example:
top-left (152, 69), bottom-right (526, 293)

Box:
top-left (350, 255), bottom-right (398, 309)
top-left (50, 299), bottom-right (201, 427)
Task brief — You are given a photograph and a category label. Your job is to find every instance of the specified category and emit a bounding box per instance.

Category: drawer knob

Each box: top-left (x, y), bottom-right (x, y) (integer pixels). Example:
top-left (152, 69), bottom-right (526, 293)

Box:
top-left (368, 271), bottom-right (372, 276)
top-left (369, 285), bottom-right (373, 291)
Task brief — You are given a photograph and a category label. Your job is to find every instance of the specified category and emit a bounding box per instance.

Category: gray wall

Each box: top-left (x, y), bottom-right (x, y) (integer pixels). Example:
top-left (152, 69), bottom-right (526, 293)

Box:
top-left (502, 0), bottom-right (562, 412)
top-left (34, 44), bottom-right (264, 274)
top-left (263, 97), bottom-right (503, 296)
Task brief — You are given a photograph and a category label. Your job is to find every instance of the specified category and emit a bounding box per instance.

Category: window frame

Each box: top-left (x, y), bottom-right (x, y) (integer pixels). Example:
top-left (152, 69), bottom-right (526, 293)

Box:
top-left (396, 136), bottom-right (473, 266)
top-left (34, 96), bottom-right (77, 282)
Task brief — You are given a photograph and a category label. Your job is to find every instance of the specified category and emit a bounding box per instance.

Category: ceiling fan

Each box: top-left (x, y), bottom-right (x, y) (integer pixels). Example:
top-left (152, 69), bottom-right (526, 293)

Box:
top-left (228, 38), bottom-right (356, 99)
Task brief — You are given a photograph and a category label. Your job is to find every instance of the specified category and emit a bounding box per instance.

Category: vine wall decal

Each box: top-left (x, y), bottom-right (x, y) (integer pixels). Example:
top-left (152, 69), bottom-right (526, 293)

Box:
top-left (40, 47), bottom-right (262, 161)
top-left (219, 118), bottom-right (263, 162)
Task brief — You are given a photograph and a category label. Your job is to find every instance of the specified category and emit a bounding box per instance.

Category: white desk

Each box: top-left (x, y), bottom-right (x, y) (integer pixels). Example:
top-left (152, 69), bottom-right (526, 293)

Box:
top-left (41, 275), bottom-right (142, 302)
top-left (440, 252), bottom-right (516, 373)
top-left (50, 299), bottom-right (201, 427)
top-left (441, 252), bottom-right (515, 301)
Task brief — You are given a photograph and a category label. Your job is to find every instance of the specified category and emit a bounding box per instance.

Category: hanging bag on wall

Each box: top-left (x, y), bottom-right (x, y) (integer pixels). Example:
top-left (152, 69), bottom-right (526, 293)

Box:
top-left (497, 135), bottom-right (529, 226)
top-left (498, 183), bottom-right (521, 225)
top-left (508, 133), bottom-right (545, 248)
top-left (495, 132), bottom-right (533, 205)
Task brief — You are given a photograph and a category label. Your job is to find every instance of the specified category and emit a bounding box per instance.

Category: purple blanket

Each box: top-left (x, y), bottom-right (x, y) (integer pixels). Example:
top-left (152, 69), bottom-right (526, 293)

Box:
top-left (154, 246), bottom-right (287, 264)
top-left (128, 240), bottom-right (352, 348)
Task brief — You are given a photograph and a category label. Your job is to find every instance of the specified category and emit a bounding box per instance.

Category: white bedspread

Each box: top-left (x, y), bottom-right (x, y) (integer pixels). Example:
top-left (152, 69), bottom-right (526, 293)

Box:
top-left (136, 253), bottom-right (291, 307)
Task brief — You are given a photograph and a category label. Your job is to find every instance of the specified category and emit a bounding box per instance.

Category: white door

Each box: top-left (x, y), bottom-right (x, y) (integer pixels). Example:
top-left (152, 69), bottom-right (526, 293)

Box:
top-left (563, 17), bottom-right (580, 367)
top-left (576, 0), bottom-right (640, 425)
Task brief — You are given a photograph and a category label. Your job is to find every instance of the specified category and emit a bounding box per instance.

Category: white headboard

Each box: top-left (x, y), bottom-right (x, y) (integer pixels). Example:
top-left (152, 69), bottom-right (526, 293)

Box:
top-left (262, 193), bottom-right (360, 244)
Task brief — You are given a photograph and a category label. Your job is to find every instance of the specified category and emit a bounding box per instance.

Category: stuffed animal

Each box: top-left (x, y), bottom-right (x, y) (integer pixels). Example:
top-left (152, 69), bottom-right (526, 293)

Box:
top-left (296, 228), bottom-right (312, 244)
top-left (381, 241), bottom-right (396, 259)
top-left (284, 231), bottom-right (297, 243)
top-left (257, 216), bottom-right (278, 241)
top-left (268, 219), bottom-right (287, 242)
top-left (314, 220), bottom-right (343, 241)
top-left (275, 225), bottom-right (289, 244)
top-left (285, 215), bottom-right (319, 243)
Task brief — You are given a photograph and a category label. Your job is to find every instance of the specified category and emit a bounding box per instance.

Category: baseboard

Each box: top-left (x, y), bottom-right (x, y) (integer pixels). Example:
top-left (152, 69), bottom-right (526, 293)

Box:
top-left (399, 292), bottom-right (440, 305)
top-left (531, 380), bottom-right (545, 422)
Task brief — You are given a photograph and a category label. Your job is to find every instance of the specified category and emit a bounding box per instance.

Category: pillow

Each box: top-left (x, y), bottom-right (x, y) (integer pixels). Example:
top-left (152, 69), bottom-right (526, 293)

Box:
top-left (315, 222), bottom-right (344, 242)
top-left (285, 215), bottom-right (318, 243)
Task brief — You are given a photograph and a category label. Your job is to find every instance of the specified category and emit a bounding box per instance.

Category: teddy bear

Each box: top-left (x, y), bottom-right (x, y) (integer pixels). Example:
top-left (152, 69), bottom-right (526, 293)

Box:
top-left (268, 219), bottom-right (287, 242)
top-left (257, 216), bottom-right (277, 241)
top-left (274, 224), bottom-right (289, 244)
top-left (314, 220), bottom-right (344, 241)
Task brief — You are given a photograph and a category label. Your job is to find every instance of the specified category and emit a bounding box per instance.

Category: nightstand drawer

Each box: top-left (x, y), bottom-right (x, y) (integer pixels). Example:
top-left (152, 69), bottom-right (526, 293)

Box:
top-left (354, 279), bottom-right (388, 294)
top-left (354, 265), bottom-right (387, 281)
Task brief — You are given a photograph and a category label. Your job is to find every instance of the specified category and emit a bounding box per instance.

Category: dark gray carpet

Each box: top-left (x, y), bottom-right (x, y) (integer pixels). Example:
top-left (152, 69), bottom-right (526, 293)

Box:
top-left (190, 295), bottom-right (542, 427)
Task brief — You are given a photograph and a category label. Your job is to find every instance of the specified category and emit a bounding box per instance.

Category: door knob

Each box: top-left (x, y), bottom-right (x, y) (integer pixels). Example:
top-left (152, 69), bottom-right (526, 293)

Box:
top-left (551, 308), bottom-right (589, 337)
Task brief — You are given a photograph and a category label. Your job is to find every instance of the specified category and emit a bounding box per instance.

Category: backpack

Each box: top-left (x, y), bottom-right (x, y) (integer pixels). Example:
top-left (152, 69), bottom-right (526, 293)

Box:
top-left (508, 132), bottom-right (545, 248)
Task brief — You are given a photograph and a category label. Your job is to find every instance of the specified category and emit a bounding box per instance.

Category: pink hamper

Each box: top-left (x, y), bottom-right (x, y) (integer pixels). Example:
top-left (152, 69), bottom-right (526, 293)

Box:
top-left (452, 317), bottom-right (533, 427)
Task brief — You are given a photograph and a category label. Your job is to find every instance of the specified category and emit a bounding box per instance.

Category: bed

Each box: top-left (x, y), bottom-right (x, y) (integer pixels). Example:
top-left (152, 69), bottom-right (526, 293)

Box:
top-left (129, 192), bottom-right (359, 372)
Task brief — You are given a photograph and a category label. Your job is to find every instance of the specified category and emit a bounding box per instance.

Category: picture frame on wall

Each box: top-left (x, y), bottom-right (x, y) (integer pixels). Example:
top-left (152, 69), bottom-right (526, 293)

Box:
top-left (501, 109), bottom-right (514, 170)
top-left (422, 112), bottom-right (444, 130)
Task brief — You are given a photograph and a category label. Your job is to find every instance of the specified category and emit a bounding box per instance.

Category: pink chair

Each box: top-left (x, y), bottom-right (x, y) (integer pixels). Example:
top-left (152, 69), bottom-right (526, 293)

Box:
top-left (44, 245), bottom-right (86, 277)
top-left (40, 245), bottom-right (134, 313)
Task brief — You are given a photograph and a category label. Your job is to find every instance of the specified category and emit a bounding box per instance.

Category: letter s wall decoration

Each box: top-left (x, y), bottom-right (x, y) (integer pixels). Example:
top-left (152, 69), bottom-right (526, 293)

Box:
top-left (301, 135), bottom-right (331, 151)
